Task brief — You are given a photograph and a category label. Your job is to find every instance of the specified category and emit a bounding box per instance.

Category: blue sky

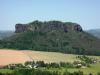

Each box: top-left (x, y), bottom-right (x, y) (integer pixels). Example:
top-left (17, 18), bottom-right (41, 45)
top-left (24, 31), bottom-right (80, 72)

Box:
top-left (0, 0), bottom-right (100, 30)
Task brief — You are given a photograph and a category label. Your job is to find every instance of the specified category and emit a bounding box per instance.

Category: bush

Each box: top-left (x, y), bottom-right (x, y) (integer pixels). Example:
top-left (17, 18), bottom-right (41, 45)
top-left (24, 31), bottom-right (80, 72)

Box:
top-left (97, 72), bottom-right (100, 75)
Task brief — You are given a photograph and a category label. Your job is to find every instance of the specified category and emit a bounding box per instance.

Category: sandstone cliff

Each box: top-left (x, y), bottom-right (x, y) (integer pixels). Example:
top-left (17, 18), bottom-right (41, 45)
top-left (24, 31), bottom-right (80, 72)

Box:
top-left (15, 21), bottom-right (83, 33)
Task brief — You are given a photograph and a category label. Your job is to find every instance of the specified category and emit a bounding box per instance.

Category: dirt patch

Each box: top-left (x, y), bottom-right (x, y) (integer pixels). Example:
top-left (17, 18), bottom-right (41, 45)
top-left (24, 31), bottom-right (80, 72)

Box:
top-left (0, 49), bottom-right (31, 66)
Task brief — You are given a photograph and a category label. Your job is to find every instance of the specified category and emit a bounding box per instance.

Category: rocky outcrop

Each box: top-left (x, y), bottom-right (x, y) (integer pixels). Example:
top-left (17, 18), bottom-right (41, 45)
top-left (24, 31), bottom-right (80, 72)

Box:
top-left (74, 24), bottom-right (83, 32)
top-left (63, 23), bottom-right (83, 32)
top-left (15, 24), bottom-right (30, 33)
top-left (15, 21), bottom-right (83, 33)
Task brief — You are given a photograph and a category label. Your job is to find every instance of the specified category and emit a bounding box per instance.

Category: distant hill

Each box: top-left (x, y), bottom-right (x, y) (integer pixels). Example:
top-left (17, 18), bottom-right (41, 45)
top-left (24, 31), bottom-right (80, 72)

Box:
top-left (87, 29), bottom-right (100, 39)
top-left (0, 31), bottom-right (14, 39)
top-left (0, 20), bottom-right (100, 55)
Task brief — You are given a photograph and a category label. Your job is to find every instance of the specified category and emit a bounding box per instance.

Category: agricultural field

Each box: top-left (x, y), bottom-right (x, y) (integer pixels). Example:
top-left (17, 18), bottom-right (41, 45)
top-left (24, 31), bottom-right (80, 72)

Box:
top-left (0, 49), bottom-right (100, 75)
top-left (0, 49), bottom-right (31, 66)
top-left (22, 50), bottom-right (81, 63)
top-left (0, 49), bottom-right (81, 66)
top-left (0, 49), bottom-right (100, 65)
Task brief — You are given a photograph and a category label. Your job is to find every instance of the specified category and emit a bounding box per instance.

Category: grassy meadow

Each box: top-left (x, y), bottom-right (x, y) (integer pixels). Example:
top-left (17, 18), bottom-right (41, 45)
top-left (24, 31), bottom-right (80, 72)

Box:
top-left (68, 63), bottom-right (100, 75)
top-left (22, 50), bottom-right (100, 63)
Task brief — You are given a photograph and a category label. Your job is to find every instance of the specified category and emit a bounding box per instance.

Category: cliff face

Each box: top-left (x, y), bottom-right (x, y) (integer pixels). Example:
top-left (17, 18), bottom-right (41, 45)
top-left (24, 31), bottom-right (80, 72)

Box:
top-left (15, 24), bottom-right (30, 33)
top-left (15, 21), bottom-right (83, 33)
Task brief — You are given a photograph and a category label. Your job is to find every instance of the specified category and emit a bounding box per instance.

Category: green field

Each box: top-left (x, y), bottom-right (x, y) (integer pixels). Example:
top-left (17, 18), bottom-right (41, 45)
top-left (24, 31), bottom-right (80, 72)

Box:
top-left (0, 69), bottom-right (13, 74)
top-left (68, 63), bottom-right (100, 75)
top-left (23, 50), bottom-right (100, 63)
top-left (23, 50), bottom-right (80, 63)
top-left (0, 63), bottom-right (100, 75)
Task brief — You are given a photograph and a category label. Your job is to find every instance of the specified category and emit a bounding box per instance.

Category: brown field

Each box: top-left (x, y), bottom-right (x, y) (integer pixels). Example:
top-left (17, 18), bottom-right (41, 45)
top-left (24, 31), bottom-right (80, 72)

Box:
top-left (0, 49), bottom-right (32, 66)
top-left (0, 49), bottom-right (100, 66)
top-left (0, 49), bottom-right (79, 66)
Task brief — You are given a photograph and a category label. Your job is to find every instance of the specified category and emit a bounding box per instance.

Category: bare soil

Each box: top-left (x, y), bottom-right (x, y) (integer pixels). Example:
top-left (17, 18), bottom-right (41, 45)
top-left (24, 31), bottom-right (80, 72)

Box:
top-left (0, 49), bottom-right (31, 66)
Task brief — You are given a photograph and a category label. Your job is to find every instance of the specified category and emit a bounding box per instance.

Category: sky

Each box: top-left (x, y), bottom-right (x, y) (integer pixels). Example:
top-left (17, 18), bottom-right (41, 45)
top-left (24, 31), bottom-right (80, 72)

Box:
top-left (0, 0), bottom-right (100, 31)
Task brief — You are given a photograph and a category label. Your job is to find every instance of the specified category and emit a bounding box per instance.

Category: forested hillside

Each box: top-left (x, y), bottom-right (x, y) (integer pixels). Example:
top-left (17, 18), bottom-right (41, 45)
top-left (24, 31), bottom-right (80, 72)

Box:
top-left (0, 20), bottom-right (100, 55)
